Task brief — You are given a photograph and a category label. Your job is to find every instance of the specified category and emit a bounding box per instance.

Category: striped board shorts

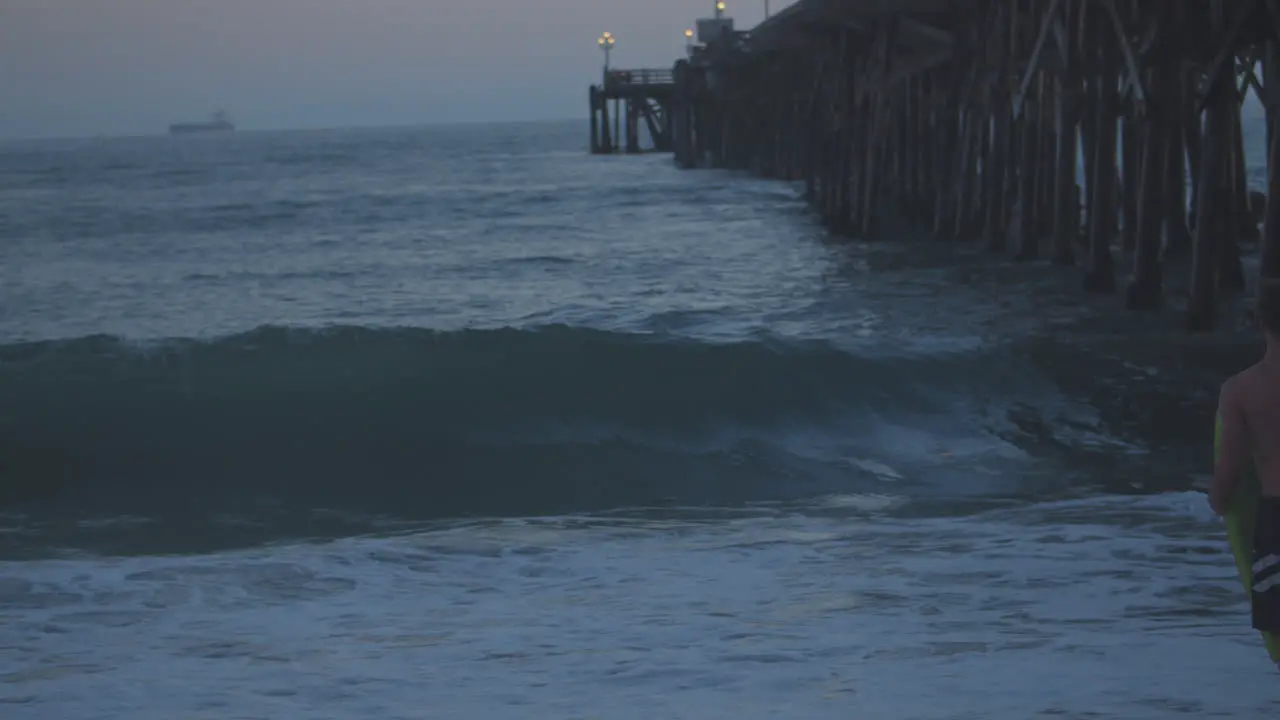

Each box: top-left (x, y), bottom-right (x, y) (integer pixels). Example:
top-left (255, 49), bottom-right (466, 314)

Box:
top-left (1254, 497), bottom-right (1280, 634)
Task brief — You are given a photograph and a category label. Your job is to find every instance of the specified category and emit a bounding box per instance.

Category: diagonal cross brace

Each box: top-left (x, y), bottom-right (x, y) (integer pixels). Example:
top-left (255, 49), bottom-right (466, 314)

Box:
top-left (1239, 58), bottom-right (1264, 107)
top-left (854, 19), bottom-right (897, 102)
top-left (1101, 0), bottom-right (1147, 112)
top-left (1269, 0), bottom-right (1280, 44)
top-left (1013, 0), bottom-right (1065, 119)
top-left (1260, 0), bottom-right (1280, 114)
top-left (1198, 0), bottom-right (1263, 112)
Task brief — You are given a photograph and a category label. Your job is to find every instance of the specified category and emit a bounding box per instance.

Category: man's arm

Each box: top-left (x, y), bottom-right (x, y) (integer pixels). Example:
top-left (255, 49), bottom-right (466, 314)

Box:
top-left (1210, 377), bottom-right (1249, 516)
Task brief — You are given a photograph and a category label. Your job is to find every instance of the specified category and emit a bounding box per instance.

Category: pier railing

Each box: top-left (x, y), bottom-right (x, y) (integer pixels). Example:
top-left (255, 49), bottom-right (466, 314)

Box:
top-left (604, 69), bottom-right (674, 91)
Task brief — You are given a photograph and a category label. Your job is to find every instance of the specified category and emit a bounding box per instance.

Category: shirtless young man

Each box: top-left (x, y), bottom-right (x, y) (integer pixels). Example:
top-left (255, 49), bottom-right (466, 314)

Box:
top-left (1210, 279), bottom-right (1280, 635)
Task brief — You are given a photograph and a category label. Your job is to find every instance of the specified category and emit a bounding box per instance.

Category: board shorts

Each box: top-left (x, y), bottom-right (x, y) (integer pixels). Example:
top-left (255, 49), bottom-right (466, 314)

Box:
top-left (1253, 496), bottom-right (1280, 634)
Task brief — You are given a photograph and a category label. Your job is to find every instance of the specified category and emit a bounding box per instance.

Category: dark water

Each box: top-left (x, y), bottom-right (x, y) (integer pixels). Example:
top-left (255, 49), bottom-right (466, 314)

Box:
top-left (0, 119), bottom-right (1277, 718)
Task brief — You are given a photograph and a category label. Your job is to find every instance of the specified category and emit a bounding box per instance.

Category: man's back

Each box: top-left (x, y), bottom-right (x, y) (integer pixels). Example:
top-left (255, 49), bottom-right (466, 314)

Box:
top-left (1227, 361), bottom-right (1280, 496)
top-left (1209, 280), bottom-right (1280, 663)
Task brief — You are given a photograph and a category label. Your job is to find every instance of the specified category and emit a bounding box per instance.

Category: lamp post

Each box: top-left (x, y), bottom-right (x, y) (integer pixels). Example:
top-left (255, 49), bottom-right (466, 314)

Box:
top-left (714, 1), bottom-right (725, 18)
top-left (597, 32), bottom-right (615, 73)
top-left (764, 0), bottom-right (770, 17)
top-left (684, 28), bottom-right (694, 55)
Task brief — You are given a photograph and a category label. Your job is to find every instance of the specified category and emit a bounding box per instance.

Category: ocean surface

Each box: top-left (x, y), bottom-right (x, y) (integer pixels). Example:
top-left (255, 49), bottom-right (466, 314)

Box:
top-left (1, 117), bottom-right (1278, 718)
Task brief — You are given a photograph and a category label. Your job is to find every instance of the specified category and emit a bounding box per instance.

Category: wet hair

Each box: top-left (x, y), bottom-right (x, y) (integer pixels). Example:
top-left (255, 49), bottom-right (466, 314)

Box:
top-left (1262, 277), bottom-right (1280, 336)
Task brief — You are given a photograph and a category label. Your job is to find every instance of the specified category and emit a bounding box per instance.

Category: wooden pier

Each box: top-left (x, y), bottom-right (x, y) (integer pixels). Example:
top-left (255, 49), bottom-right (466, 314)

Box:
top-left (596, 0), bottom-right (1280, 332)
top-left (590, 69), bottom-right (676, 154)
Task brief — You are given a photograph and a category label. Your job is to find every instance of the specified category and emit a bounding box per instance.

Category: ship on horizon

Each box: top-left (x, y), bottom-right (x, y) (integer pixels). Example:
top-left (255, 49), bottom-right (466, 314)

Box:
top-left (168, 111), bottom-right (235, 135)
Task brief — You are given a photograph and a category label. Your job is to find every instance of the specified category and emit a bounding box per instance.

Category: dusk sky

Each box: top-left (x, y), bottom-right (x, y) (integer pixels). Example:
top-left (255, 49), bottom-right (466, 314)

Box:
top-left (0, 0), bottom-right (790, 139)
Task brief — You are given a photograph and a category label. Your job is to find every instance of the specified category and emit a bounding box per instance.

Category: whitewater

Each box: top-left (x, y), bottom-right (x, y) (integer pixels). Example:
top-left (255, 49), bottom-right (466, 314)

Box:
top-left (2, 119), bottom-right (1278, 717)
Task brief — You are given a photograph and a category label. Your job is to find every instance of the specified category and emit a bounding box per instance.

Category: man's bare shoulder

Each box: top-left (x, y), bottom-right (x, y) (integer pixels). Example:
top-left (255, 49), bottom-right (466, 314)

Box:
top-left (1224, 362), bottom-right (1280, 399)
top-left (1222, 367), bottom-right (1253, 391)
top-left (1221, 365), bottom-right (1264, 403)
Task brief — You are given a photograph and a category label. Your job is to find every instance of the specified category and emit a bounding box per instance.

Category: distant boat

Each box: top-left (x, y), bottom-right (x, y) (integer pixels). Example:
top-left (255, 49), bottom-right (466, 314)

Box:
top-left (168, 111), bottom-right (235, 135)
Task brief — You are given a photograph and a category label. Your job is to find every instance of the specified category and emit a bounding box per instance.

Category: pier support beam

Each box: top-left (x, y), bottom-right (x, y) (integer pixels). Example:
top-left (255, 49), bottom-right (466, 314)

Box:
top-left (1265, 39), bottom-right (1280, 280)
top-left (1083, 6), bottom-right (1118, 295)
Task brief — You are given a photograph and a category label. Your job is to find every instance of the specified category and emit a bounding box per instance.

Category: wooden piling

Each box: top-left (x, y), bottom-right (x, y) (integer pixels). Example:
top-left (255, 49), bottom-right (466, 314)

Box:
top-left (1127, 9), bottom-right (1168, 312)
top-left (1220, 95), bottom-right (1248, 292)
top-left (589, 86), bottom-right (601, 154)
top-left (1265, 38), bottom-right (1280, 279)
top-left (1188, 2), bottom-right (1232, 332)
top-left (600, 93), bottom-right (613, 154)
top-left (1164, 59), bottom-right (1192, 259)
top-left (1121, 114), bottom-right (1140, 258)
top-left (1083, 3), bottom-right (1118, 294)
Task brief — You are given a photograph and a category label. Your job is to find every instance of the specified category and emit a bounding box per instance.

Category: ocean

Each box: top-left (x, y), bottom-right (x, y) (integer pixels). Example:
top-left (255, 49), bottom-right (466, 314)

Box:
top-left (1, 118), bottom-right (1278, 718)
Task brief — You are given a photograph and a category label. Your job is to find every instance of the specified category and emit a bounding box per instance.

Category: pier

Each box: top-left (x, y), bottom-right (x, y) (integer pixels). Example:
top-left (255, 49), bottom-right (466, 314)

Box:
top-left (590, 68), bottom-right (677, 154)
top-left (591, 0), bottom-right (1280, 332)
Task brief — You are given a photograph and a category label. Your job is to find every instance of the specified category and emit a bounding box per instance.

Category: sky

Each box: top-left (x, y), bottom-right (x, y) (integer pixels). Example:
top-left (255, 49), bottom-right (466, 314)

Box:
top-left (0, 0), bottom-right (791, 139)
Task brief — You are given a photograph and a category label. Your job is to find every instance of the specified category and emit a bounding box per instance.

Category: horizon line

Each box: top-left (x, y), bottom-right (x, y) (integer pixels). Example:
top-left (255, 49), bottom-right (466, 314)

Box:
top-left (0, 117), bottom-right (585, 144)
